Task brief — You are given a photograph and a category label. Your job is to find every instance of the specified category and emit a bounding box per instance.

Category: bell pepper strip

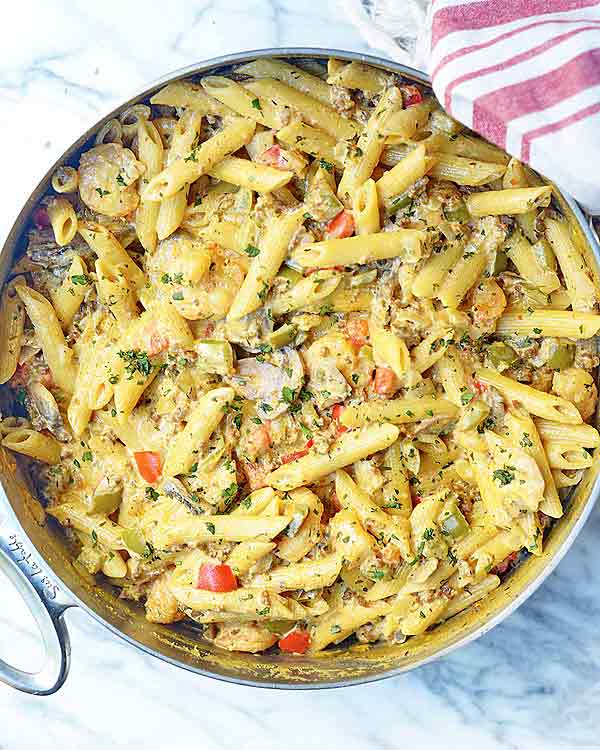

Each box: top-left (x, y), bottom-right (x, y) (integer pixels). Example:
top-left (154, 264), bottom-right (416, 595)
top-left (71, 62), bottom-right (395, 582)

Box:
top-left (325, 209), bottom-right (355, 240)
top-left (134, 451), bottom-right (162, 484)
top-left (473, 379), bottom-right (488, 395)
top-left (305, 265), bottom-right (344, 275)
top-left (331, 403), bottom-right (348, 433)
top-left (278, 629), bottom-right (311, 654)
top-left (281, 439), bottom-right (314, 465)
top-left (195, 563), bottom-right (238, 592)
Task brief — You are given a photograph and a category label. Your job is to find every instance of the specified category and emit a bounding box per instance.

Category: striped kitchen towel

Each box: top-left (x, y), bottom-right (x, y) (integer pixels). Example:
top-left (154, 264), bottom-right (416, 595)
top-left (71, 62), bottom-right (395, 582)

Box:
top-left (430, 0), bottom-right (600, 213)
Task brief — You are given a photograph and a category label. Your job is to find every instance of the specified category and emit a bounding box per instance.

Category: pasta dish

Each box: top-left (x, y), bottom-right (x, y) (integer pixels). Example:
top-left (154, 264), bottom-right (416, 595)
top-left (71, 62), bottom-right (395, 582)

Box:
top-left (1, 57), bottom-right (598, 656)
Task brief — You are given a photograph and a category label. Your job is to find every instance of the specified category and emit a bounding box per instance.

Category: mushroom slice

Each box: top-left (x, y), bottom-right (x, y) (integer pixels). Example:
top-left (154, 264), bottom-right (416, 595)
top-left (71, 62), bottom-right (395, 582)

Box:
top-left (28, 382), bottom-right (70, 441)
top-left (161, 476), bottom-right (211, 516)
top-left (79, 143), bottom-right (145, 217)
top-left (229, 348), bottom-right (304, 417)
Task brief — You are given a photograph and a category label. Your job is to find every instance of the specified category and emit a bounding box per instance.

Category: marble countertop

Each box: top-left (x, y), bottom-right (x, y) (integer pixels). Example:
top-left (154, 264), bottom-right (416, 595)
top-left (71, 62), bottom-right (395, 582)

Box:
top-left (1, 2), bottom-right (599, 748)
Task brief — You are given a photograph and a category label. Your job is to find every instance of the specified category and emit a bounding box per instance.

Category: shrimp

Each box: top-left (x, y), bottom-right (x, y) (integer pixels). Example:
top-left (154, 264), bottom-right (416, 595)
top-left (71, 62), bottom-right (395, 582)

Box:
top-left (79, 143), bottom-right (145, 217)
top-left (212, 622), bottom-right (278, 653)
top-left (149, 235), bottom-right (247, 320)
top-left (552, 367), bottom-right (598, 421)
top-left (469, 278), bottom-right (506, 335)
top-left (145, 573), bottom-right (184, 624)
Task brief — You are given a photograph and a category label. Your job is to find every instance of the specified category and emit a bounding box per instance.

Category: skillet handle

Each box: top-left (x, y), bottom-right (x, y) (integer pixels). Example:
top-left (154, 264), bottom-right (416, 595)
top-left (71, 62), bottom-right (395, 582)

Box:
top-left (0, 523), bottom-right (74, 695)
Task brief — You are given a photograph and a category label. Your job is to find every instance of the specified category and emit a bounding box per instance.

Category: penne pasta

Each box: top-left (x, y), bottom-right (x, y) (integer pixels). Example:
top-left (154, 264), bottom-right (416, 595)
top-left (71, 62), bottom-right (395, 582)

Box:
top-left (266, 424), bottom-right (400, 491)
top-left (0, 277), bottom-right (25, 384)
top-left (291, 229), bottom-right (424, 268)
top-left (466, 186), bottom-right (552, 217)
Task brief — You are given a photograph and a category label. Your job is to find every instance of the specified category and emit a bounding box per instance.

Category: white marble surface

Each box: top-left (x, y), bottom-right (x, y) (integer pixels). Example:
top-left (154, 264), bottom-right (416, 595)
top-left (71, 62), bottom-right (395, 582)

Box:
top-left (1, 2), bottom-right (599, 748)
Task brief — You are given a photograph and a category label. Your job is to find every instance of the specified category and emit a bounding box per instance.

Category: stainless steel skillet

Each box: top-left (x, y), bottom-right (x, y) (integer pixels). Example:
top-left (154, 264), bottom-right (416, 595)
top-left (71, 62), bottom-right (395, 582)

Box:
top-left (1, 48), bottom-right (599, 695)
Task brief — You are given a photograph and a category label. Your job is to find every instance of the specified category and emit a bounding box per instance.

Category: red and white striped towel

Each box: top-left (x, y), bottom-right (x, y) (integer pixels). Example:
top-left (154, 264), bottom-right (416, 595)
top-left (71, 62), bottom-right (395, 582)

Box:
top-left (429, 0), bottom-right (600, 213)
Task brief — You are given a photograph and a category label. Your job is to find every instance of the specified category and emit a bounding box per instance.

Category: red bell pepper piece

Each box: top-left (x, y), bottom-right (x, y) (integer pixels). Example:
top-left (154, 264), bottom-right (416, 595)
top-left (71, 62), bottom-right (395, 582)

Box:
top-left (195, 563), bottom-right (238, 592)
top-left (279, 629), bottom-right (311, 653)
top-left (134, 451), bottom-right (162, 484)
top-left (325, 209), bottom-right (355, 240)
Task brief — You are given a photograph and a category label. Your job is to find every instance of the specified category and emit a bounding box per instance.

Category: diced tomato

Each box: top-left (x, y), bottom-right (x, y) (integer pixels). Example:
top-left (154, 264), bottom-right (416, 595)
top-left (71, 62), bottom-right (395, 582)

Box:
top-left (33, 207), bottom-right (50, 229)
top-left (325, 210), bottom-right (355, 240)
top-left (346, 317), bottom-right (369, 349)
top-left (195, 563), bottom-right (238, 592)
top-left (413, 495), bottom-right (423, 506)
top-left (278, 629), bottom-right (311, 654)
top-left (331, 403), bottom-right (348, 433)
top-left (261, 145), bottom-right (289, 170)
top-left (473, 379), bottom-right (488, 395)
top-left (401, 84), bottom-right (423, 107)
top-left (373, 367), bottom-right (398, 397)
top-left (134, 451), bottom-right (162, 484)
top-left (493, 551), bottom-right (518, 575)
top-left (281, 439), bottom-right (313, 464)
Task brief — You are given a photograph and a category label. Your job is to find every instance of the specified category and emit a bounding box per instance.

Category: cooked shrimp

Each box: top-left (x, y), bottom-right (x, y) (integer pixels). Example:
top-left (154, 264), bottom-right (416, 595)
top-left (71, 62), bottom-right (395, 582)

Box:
top-left (552, 367), bottom-right (598, 421)
top-left (212, 622), bottom-right (278, 653)
top-left (79, 144), bottom-right (145, 217)
top-left (145, 573), bottom-right (184, 624)
top-left (469, 278), bottom-right (506, 335)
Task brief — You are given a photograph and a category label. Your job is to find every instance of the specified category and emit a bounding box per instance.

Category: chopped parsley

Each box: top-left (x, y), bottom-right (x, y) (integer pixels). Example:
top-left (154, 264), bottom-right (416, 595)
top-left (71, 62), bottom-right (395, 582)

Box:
top-left (257, 281), bottom-right (269, 302)
top-left (492, 466), bottom-right (516, 487)
top-left (221, 483), bottom-right (238, 505)
top-left (281, 386), bottom-right (295, 403)
top-left (244, 244), bottom-right (260, 257)
top-left (95, 187), bottom-right (110, 198)
top-left (251, 97), bottom-right (262, 110)
top-left (82, 450), bottom-right (93, 462)
top-left (118, 350), bottom-right (152, 380)
top-left (71, 274), bottom-right (90, 286)
top-left (319, 158), bottom-right (333, 172)
top-left (460, 389), bottom-right (475, 406)
top-left (205, 522), bottom-right (216, 535)
top-left (145, 487), bottom-right (160, 501)
top-left (520, 433), bottom-right (533, 449)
